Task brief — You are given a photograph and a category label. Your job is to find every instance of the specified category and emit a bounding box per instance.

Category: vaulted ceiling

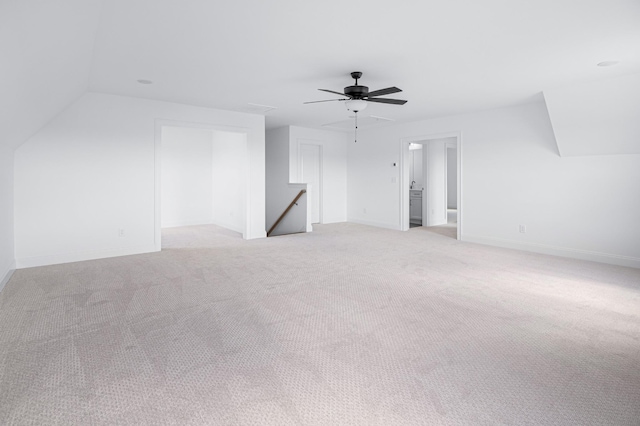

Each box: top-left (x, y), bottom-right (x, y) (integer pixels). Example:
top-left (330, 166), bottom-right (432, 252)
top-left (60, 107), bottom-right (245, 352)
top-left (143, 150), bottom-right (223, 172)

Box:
top-left (3, 0), bottom-right (640, 146)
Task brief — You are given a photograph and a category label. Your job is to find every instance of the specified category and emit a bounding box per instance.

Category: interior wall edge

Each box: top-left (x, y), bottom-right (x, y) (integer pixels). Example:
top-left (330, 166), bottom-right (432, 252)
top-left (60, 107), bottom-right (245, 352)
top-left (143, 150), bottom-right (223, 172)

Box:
top-left (464, 234), bottom-right (640, 269)
top-left (0, 261), bottom-right (16, 293)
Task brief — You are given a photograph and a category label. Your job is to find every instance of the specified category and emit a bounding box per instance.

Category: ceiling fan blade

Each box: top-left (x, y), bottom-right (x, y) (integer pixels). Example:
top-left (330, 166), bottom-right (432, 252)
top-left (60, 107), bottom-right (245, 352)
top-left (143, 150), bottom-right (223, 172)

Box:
top-left (366, 98), bottom-right (407, 105)
top-left (319, 88), bottom-right (351, 97)
top-left (367, 86), bottom-right (402, 97)
top-left (303, 99), bottom-right (347, 104)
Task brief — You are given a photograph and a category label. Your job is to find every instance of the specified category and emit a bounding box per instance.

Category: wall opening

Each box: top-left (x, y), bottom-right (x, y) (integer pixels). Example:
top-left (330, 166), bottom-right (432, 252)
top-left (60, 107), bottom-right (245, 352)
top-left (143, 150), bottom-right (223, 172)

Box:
top-left (156, 124), bottom-right (249, 248)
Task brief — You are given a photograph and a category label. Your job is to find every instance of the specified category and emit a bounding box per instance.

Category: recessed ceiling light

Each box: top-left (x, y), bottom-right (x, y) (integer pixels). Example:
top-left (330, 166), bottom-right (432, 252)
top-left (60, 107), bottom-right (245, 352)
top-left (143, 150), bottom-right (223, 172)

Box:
top-left (137, 79), bottom-right (153, 84)
top-left (597, 61), bottom-right (619, 67)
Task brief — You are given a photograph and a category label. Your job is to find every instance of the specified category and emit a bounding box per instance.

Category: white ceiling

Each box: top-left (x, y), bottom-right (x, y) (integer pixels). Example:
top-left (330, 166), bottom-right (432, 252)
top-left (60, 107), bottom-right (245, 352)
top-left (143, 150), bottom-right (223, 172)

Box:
top-left (84, 0), bottom-right (640, 130)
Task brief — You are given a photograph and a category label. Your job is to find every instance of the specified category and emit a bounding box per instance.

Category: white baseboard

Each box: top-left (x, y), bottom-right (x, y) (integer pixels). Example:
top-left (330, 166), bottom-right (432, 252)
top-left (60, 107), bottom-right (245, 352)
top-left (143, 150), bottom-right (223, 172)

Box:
top-left (463, 235), bottom-right (640, 269)
top-left (0, 259), bottom-right (16, 293)
top-left (211, 219), bottom-right (243, 235)
top-left (16, 244), bottom-right (159, 269)
top-left (161, 219), bottom-right (213, 228)
top-left (347, 217), bottom-right (401, 231)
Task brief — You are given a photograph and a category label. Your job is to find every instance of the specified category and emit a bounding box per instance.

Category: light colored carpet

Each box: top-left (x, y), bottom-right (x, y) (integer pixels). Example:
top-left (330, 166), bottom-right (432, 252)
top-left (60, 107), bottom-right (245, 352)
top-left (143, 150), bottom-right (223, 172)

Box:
top-left (1, 223), bottom-right (639, 425)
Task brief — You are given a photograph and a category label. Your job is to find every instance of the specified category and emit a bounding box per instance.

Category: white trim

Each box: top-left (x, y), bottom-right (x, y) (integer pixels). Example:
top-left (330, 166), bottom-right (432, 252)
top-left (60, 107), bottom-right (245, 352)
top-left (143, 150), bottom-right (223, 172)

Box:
top-left (0, 260), bottom-right (16, 293)
top-left (348, 217), bottom-right (401, 231)
top-left (399, 131), bottom-right (462, 239)
top-left (160, 219), bottom-right (214, 228)
top-left (154, 119), bottom-right (252, 248)
top-left (211, 218), bottom-right (244, 235)
top-left (464, 235), bottom-right (640, 269)
top-left (15, 245), bottom-right (159, 269)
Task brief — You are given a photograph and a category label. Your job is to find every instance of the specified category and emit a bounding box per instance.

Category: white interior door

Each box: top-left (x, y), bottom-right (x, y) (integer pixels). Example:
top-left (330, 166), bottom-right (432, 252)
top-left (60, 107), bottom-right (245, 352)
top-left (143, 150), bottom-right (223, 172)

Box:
top-left (300, 144), bottom-right (321, 224)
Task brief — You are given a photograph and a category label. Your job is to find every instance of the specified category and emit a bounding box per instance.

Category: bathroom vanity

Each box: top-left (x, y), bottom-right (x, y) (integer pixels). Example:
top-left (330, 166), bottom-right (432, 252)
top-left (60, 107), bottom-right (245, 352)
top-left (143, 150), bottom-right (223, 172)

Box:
top-left (410, 189), bottom-right (422, 225)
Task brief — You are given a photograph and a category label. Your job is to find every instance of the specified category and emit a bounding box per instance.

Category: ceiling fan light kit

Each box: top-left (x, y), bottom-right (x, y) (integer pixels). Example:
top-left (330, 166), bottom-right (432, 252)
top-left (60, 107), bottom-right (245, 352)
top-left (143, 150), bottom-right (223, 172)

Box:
top-left (345, 99), bottom-right (367, 112)
top-left (304, 71), bottom-right (408, 142)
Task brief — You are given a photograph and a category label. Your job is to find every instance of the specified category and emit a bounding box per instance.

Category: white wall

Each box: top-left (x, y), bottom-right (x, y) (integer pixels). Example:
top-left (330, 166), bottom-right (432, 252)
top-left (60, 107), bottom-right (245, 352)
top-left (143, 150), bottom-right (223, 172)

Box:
top-left (0, 147), bottom-right (15, 290)
top-left (0, 0), bottom-right (103, 287)
top-left (409, 145), bottom-right (424, 189)
top-left (424, 139), bottom-right (448, 227)
top-left (161, 126), bottom-right (214, 228)
top-left (14, 92), bottom-right (265, 268)
top-left (348, 101), bottom-right (640, 268)
top-left (266, 127), bottom-right (291, 230)
top-left (211, 131), bottom-right (247, 233)
top-left (289, 126), bottom-right (348, 224)
top-left (0, 0), bottom-right (102, 154)
top-left (447, 147), bottom-right (457, 209)
top-left (544, 72), bottom-right (640, 156)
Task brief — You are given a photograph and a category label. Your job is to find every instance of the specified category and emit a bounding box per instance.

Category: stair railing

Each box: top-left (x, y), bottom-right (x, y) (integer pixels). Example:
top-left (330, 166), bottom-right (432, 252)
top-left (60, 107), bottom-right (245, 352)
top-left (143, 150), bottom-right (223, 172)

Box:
top-left (267, 189), bottom-right (307, 237)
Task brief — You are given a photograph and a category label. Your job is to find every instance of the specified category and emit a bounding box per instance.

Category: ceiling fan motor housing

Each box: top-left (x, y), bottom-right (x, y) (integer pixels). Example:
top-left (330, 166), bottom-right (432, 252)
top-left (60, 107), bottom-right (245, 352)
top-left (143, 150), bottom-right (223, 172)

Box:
top-left (344, 85), bottom-right (369, 99)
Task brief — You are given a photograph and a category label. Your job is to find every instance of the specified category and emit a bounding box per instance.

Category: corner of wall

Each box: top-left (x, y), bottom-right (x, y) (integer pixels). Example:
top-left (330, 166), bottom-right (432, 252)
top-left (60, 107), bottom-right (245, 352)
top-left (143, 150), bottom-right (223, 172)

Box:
top-left (541, 92), bottom-right (563, 157)
top-left (0, 260), bottom-right (16, 293)
top-left (0, 146), bottom-right (15, 294)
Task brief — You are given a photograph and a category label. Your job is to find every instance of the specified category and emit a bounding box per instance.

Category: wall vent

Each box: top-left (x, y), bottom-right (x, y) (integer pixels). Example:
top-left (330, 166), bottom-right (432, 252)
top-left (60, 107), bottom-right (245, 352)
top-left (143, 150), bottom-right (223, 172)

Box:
top-left (237, 103), bottom-right (277, 114)
top-left (322, 115), bottom-right (394, 131)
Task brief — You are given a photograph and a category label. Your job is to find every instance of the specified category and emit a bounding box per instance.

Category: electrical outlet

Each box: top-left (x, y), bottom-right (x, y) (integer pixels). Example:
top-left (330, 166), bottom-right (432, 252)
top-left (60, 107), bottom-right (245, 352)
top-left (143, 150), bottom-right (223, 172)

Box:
top-left (519, 225), bottom-right (527, 233)
top-left (363, 208), bottom-right (367, 214)
top-left (118, 228), bottom-right (125, 237)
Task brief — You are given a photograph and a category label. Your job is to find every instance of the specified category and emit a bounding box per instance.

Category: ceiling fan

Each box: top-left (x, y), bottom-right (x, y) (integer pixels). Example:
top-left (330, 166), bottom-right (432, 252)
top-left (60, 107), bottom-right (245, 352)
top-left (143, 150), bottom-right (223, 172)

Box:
top-left (304, 71), bottom-right (407, 113)
top-left (305, 72), bottom-right (407, 142)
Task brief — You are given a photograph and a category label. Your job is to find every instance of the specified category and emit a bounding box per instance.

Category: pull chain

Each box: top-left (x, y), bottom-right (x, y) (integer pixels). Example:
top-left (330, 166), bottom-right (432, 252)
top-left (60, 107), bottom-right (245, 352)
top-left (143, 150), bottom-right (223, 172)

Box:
top-left (354, 111), bottom-right (358, 143)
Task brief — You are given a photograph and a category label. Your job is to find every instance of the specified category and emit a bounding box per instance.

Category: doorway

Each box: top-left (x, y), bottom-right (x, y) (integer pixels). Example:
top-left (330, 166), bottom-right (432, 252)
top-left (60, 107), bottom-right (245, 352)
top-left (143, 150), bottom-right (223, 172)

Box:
top-left (409, 143), bottom-right (424, 228)
top-left (154, 122), bottom-right (250, 250)
top-left (399, 133), bottom-right (462, 239)
top-left (299, 143), bottom-right (322, 224)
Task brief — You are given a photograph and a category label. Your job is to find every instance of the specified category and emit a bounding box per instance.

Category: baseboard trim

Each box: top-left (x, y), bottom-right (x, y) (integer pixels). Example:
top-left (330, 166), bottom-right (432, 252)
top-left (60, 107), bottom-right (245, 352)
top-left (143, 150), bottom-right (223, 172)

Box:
top-left (0, 259), bottom-right (16, 293)
top-left (161, 219), bottom-right (213, 228)
top-left (463, 235), bottom-right (640, 269)
top-left (347, 217), bottom-right (400, 231)
top-left (211, 220), bottom-right (244, 235)
top-left (16, 244), bottom-right (160, 269)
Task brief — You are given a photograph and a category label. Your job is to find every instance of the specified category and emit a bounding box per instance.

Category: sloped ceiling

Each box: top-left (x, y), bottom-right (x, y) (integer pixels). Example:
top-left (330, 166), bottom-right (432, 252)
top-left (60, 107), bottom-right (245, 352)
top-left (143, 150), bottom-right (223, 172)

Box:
top-left (0, 0), bottom-right (103, 151)
top-left (544, 72), bottom-right (640, 156)
top-left (3, 0), bottom-right (640, 150)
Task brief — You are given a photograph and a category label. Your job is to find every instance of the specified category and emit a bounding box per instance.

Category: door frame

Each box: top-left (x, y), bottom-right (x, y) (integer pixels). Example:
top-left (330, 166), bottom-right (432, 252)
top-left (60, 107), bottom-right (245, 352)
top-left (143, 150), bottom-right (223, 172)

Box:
top-left (399, 131), bottom-right (462, 239)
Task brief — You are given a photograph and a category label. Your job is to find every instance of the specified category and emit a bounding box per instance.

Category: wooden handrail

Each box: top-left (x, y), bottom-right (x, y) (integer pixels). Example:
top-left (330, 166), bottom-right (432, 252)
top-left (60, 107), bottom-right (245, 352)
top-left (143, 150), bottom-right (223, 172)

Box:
top-left (267, 189), bottom-right (307, 237)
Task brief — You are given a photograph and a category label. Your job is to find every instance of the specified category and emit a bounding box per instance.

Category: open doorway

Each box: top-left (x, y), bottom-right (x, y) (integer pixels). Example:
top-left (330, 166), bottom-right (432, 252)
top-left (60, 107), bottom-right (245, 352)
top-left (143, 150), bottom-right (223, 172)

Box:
top-left (408, 143), bottom-right (424, 228)
top-left (399, 133), bottom-right (462, 239)
top-left (154, 123), bottom-right (250, 249)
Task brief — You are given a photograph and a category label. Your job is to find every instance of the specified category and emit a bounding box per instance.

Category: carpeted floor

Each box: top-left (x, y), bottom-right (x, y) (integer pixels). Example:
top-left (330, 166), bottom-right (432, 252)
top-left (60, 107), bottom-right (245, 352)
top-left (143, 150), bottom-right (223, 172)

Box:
top-left (0, 223), bottom-right (639, 425)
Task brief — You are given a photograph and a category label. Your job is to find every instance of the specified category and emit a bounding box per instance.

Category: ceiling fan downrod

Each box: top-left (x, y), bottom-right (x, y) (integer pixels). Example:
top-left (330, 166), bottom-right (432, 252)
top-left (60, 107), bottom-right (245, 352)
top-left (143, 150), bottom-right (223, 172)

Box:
top-left (351, 71), bottom-right (362, 86)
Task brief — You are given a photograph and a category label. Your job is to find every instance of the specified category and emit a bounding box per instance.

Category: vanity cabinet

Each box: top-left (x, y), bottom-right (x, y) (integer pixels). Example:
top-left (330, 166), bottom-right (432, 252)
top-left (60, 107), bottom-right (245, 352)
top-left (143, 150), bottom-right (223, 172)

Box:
top-left (410, 190), bottom-right (422, 225)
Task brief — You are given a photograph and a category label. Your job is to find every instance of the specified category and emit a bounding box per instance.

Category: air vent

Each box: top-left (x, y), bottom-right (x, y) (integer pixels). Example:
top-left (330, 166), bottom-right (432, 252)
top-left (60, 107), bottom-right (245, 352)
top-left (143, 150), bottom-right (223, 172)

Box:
top-left (237, 103), bottom-right (277, 114)
top-left (322, 115), bottom-right (394, 131)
